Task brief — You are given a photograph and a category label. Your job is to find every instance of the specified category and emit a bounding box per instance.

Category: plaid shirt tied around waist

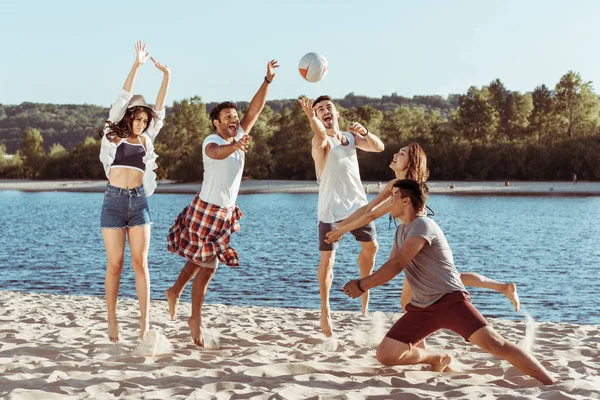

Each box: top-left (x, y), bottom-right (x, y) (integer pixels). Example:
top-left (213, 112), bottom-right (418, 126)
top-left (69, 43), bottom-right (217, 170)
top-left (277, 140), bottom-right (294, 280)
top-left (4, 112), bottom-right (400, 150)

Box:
top-left (167, 194), bottom-right (243, 267)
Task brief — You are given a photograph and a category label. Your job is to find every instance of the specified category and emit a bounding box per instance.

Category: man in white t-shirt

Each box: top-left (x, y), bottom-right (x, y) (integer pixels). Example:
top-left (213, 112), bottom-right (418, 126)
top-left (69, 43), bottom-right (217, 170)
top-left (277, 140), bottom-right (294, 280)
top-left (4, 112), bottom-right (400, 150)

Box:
top-left (298, 95), bottom-right (385, 337)
top-left (165, 60), bottom-right (279, 346)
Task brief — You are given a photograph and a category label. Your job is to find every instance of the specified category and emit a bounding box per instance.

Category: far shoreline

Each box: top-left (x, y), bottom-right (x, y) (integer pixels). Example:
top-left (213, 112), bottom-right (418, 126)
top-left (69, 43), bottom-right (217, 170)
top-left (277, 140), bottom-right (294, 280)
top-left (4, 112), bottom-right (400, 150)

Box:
top-left (0, 179), bottom-right (598, 196)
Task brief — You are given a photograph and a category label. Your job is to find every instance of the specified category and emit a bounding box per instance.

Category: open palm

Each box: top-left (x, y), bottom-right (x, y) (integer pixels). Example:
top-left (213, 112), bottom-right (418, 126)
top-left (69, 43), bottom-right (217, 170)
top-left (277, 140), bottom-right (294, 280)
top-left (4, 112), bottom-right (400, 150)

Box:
top-left (135, 41), bottom-right (149, 64)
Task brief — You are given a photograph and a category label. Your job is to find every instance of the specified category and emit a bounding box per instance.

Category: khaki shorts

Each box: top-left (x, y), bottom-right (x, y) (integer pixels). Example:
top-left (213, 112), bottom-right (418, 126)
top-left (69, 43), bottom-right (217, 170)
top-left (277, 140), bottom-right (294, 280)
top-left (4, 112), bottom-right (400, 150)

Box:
top-left (193, 256), bottom-right (219, 270)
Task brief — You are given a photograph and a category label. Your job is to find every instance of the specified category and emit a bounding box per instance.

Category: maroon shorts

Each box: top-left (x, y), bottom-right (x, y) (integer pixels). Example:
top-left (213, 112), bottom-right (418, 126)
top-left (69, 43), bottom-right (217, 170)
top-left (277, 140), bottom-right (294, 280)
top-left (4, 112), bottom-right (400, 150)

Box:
top-left (385, 291), bottom-right (488, 347)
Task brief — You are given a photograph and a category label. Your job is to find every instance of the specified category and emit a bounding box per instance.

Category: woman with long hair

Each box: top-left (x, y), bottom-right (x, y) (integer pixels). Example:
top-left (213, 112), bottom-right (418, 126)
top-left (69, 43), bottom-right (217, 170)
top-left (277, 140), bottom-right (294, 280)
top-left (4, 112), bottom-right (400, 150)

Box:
top-left (99, 41), bottom-right (171, 342)
top-left (326, 143), bottom-right (520, 316)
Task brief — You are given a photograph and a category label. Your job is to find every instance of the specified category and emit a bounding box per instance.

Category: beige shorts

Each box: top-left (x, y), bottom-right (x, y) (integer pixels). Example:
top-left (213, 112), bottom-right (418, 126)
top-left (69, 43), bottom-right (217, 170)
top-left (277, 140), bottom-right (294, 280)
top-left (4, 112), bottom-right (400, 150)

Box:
top-left (193, 256), bottom-right (219, 270)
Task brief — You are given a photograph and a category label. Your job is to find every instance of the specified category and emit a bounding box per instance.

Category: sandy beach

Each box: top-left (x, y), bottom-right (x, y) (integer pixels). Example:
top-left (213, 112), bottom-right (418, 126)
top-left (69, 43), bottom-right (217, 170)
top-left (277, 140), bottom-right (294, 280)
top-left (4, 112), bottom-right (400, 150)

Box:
top-left (1, 291), bottom-right (599, 399)
top-left (0, 179), bottom-right (599, 196)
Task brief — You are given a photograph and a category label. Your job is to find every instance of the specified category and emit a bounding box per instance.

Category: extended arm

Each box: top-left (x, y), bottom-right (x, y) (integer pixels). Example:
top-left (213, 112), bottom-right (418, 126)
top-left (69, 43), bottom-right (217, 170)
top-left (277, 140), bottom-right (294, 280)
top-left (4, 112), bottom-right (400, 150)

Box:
top-left (298, 98), bottom-right (329, 168)
top-left (240, 60), bottom-right (279, 135)
top-left (326, 199), bottom-right (391, 243)
top-left (123, 41), bottom-right (149, 93)
top-left (343, 237), bottom-right (426, 298)
top-left (325, 179), bottom-right (396, 242)
top-left (205, 135), bottom-right (251, 160)
top-left (151, 57), bottom-right (171, 111)
top-left (349, 122), bottom-right (385, 152)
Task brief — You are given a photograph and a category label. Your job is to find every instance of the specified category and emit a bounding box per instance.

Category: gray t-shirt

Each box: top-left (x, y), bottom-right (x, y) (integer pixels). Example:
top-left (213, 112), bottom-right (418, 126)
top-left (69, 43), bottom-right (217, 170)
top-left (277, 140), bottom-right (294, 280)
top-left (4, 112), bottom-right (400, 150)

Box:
top-left (394, 216), bottom-right (467, 308)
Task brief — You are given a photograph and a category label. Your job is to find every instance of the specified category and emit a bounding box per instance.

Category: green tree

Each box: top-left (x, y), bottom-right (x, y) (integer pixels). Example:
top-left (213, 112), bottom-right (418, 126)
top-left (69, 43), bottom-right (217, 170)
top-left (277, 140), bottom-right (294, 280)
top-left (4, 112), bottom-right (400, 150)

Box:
top-left (454, 86), bottom-right (499, 143)
top-left (555, 71), bottom-right (600, 138)
top-left (41, 143), bottom-right (69, 179)
top-left (529, 85), bottom-right (559, 143)
top-left (155, 96), bottom-right (212, 181)
top-left (244, 106), bottom-right (275, 179)
top-left (0, 150), bottom-right (25, 178)
top-left (378, 106), bottom-right (432, 144)
top-left (67, 137), bottom-right (103, 179)
top-left (487, 79), bottom-right (532, 141)
top-left (20, 129), bottom-right (46, 178)
top-left (269, 102), bottom-right (315, 180)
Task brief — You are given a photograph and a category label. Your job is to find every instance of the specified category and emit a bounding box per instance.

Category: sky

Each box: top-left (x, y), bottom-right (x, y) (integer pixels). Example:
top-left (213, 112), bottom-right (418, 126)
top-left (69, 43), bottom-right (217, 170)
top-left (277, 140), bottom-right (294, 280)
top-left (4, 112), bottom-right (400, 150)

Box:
top-left (1, 0), bottom-right (600, 107)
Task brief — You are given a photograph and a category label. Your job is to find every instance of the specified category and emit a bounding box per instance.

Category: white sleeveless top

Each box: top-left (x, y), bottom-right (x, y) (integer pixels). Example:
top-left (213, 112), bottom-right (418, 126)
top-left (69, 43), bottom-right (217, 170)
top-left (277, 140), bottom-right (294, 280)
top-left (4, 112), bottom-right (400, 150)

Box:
top-left (317, 132), bottom-right (368, 223)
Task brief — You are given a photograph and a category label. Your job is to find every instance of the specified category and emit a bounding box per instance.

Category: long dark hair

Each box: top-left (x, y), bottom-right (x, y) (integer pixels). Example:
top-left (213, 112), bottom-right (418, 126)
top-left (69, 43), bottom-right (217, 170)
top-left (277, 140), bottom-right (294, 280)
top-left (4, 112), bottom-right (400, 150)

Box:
top-left (406, 142), bottom-right (430, 183)
top-left (103, 106), bottom-right (156, 141)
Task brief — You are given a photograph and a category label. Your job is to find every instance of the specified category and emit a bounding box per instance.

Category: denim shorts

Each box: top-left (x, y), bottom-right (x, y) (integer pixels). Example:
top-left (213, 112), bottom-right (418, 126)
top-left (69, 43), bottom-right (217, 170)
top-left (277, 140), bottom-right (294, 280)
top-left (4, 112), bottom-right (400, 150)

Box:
top-left (100, 184), bottom-right (152, 229)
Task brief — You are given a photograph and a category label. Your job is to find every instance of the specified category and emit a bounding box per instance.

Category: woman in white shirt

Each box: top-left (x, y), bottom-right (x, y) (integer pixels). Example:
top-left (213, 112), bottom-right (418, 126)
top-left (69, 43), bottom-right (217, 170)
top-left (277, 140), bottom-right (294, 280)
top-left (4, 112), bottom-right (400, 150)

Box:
top-left (99, 41), bottom-right (170, 342)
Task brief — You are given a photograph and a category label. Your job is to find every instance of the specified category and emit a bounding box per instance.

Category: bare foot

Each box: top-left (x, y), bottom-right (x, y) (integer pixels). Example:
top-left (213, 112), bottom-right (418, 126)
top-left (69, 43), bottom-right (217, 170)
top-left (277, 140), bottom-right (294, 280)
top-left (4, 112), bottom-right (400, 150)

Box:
top-left (188, 318), bottom-right (205, 346)
top-left (362, 307), bottom-right (369, 317)
top-left (320, 310), bottom-right (333, 338)
top-left (165, 289), bottom-right (179, 320)
top-left (139, 317), bottom-right (149, 341)
top-left (431, 353), bottom-right (452, 372)
top-left (502, 283), bottom-right (520, 312)
top-left (108, 320), bottom-right (120, 343)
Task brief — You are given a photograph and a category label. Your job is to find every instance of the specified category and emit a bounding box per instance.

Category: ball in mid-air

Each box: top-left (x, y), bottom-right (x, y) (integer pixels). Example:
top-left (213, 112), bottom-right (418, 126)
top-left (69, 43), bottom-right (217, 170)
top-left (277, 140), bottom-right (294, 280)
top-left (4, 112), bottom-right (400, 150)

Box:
top-left (298, 53), bottom-right (328, 83)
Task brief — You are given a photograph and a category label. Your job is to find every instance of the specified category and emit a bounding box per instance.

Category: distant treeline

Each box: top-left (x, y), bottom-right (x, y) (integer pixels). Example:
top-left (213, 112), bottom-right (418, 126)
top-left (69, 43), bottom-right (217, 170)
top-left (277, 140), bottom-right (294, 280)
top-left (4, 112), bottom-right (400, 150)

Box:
top-left (1, 70), bottom-right (599, 181)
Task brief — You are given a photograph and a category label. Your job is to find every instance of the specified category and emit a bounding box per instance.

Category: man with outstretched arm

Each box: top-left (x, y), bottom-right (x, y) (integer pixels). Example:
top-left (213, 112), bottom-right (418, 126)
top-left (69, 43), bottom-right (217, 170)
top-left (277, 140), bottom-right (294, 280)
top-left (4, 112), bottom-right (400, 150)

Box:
top-left (165, 60), bottom-right (279, 346)
top-left (298, 96), bottom-right (385, 337)
top-left (343, 179), bottom-right (555, 385)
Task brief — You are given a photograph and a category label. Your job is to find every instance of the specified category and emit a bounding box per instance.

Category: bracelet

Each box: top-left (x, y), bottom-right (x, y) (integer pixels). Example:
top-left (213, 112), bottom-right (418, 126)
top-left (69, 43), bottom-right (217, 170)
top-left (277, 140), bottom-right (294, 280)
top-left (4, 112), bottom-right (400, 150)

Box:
top-left (360, 129), bottom-right (369, 137)
top-left (264, 76), bottom-right (272, 84)
top-left (357, 279), bottom-right (365, 293)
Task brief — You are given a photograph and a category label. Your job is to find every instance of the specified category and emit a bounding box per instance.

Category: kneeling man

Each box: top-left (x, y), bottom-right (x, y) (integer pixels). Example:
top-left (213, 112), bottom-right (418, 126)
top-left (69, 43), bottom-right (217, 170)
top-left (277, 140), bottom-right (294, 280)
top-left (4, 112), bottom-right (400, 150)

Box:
top-left (343, 179), bottom-right (555, 385)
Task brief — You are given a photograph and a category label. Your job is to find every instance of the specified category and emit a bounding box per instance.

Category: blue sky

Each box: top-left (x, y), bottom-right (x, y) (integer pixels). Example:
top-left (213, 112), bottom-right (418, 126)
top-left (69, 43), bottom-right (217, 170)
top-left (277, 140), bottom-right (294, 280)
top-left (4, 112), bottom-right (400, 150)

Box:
top-left (2, 0), bottom-right (599, 106)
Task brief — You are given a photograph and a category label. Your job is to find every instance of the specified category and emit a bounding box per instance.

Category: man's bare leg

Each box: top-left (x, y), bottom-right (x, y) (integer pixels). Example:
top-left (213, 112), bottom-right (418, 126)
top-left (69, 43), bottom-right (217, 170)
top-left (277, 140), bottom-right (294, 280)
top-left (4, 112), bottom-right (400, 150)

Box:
top-left (358, 240), bottom-right (378, 317)
top-left (460, 273), bottom-right (520, 312)
top-left (469, 326), bottom-right (555, 384)
top-left (165, 261), bottom-right (200, 320)
top-left (189, 258), bottom-right (217, 346)
top-left (376, 337), bottom-right (451, 372)
top-left (318, 250), bottom-right (335, 337)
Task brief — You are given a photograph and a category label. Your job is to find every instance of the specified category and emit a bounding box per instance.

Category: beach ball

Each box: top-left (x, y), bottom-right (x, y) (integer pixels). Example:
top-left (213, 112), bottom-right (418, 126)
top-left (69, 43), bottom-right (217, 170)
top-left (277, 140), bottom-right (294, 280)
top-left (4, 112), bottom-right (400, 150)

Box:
top-left (298, 53), bottom-right (328, 83)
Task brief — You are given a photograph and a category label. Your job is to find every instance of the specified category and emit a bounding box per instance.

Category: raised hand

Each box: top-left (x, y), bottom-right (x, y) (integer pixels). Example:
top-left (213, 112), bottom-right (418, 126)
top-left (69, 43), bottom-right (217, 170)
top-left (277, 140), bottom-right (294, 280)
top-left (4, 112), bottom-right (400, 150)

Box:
top-left (135, 41), bottom-right (150, 65)
top-left (151, 57), bottom-right (171, 75)
top-left (234, 135), bottom-right (252, 153)
top-left (298, 97), bottom-right (317, 119)
top-left (266, 60), bottom-right (279, 82)
top-left (348, 122), bottom-right (368, 136)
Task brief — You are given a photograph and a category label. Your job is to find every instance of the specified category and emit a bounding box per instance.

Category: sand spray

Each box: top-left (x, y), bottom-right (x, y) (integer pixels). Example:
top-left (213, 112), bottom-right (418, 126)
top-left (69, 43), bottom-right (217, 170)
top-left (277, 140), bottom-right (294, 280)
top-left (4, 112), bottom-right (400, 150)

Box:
top-left (519, 308), bottom-right (537, 353)
top-left (133, 328), bottom-right (173, 356)
top-left (353, 311), bottom-right (387, 347)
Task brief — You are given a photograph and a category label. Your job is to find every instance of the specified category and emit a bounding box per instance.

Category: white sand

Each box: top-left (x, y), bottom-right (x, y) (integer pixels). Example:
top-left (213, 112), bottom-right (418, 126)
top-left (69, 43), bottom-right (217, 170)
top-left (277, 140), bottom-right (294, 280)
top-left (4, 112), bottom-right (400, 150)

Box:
top-left (1, 291), bottom-right (599, 399)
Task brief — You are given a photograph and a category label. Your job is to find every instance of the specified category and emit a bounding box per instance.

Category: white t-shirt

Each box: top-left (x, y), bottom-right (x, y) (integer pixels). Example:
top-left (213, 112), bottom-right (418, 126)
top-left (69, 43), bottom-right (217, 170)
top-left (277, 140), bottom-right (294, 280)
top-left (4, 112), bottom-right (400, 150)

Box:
top-left (199, 127), bottom-right (246, 207)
